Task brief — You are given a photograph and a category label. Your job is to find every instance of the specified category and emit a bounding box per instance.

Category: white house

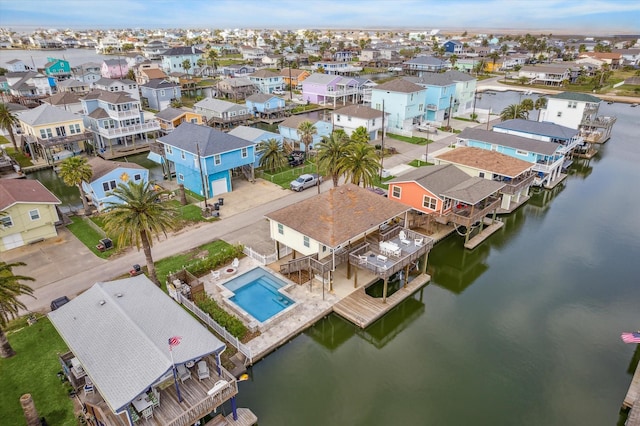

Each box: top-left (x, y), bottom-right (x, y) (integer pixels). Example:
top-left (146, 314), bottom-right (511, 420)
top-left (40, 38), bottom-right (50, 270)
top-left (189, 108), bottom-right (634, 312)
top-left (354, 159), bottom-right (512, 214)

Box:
top-left (331, 104), bottom-right (386, 140)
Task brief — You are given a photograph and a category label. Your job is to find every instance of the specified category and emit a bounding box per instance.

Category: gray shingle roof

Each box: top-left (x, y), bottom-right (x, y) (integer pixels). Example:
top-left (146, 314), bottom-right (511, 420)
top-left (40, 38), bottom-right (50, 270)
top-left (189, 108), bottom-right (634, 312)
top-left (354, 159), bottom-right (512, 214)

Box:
top-left (548, 91), bottom-right (601, 103)
top-left (333, 104), bottom-right (383, 120)
top-left (458, 128), bottom-right (561, 155)
top-left (16, 103), bottom-right (79, 126)
top-left (373, 78), bottom-right (425, 93)
top-left (141, 78), bottom-right (178, 89)
top-left (246, 93), bottom-right (279, 103)
top-left (302, 73), bottom-right (340, 85)
top-left (228, 125), bottom-right (279, 142)
top-left (404, 73), bottom-right (457, 87)
top-left (87, 156), bottom-right (145, 181)
top-left (155, 107), bottom-right (186, 121)
top-left (194, 97), bottom-right (246, 113)
top-left (157, 122), bottom-right (253, 157)
top-left (441, 176), bottom-right (505, 204)
top-left (162, 46), bottom-right (204, 56)
top-left (48, 275), bottom-right (225, 414)
top-left (493, 119), bottom-right (578, 140)
top-left (83, 89), bottom-right (136, 104)
top-left (404, 56), bottom-right (447, 66)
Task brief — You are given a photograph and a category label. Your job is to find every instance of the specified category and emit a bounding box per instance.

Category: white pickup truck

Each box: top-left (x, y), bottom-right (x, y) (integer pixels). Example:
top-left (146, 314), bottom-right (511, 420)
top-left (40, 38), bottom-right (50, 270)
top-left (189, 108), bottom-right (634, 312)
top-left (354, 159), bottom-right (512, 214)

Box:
top-left (290, 174), bottom-right (322, 192)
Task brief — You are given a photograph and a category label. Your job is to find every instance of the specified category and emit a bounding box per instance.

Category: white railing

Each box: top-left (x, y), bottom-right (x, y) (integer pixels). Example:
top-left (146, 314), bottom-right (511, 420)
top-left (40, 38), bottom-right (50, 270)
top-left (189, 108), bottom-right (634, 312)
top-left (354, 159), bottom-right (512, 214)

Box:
top-left (243, 245), bottom-right (291, 265)
top-left (113, 109), bottom-right (141, 120)
top-left (178, 294), bottom-right (253, 365)
top-left (532, 157), bottom-right (563, 174)
top-left (96, 120), bottom-right (160, 138)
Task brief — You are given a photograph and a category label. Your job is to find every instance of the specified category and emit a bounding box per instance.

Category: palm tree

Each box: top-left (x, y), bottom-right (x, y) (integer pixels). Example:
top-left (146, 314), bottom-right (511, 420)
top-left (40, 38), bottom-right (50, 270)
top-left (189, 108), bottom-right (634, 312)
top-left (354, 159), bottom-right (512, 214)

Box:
top-left (196, 58), bottom-right (206, 76)
top-left (0, 261), bottom-right (35, 358)
top-left (58, 156), bottom-right (93, 215)
top-left (181, 59), bottom-right (192, 77)
top-left (257, 138), bottom-right (287, 172)
top-left (488, 51), bottom-right (501, 72)
top-left (296, 120), bottom-right (317, 155)
top-left (102, 181), bottom-right (178, 287)
top-left (207, 49), bottom-right (219, 74)
top-left (534, 97), bottom-right (548, 121)
top-left (520, 98), bottom-right (534, 113)
top-left (339, 142), bottom-right (379, 187)
top-left (316, 131), bottom-right (351, 187)
top-left (0, 104), bottom-right (19, 151)
top-left (500, 104), bottom-right (528, 121)
top-left (350, 126), bottom-right (370, 145)
top-left (449, 54), bottom-right (458, 69)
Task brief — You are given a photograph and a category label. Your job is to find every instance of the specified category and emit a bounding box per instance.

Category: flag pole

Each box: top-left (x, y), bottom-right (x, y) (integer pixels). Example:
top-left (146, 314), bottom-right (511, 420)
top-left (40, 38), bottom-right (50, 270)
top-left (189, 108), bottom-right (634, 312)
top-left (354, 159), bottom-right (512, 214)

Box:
top-left (169, 339), bottom-right (183, 402)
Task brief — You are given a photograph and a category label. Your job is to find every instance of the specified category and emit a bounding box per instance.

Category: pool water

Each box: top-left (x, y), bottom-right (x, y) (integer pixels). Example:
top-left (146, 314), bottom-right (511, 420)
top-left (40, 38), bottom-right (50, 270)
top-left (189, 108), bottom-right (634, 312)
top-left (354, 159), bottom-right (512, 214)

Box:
top-left (224, 268), bottom-right (295, 323)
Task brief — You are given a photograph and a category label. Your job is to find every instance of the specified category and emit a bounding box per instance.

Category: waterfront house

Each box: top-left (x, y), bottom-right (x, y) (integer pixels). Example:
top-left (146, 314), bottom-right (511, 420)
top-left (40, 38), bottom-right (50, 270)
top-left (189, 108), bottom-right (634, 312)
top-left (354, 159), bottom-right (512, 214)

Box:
top-left (155, 107), bottom-right (204, 134)
top-left (517, 65), bottom-right (570, 86)
top-left (101, 58), bottom-right (129, 79)
top-left (218, 64), bottom-right (256, 77)
top-left (248, 70), bottom-right (284, 94)
top-left (245, 93), bottom-right (286, 118)
top-left (278, 115), bottom-right (332, 151)
top-left (161, 46), bottom-right (204, 75)
top-left (83, 157), bottom-right (149, 211)
top-left (95, 35), bottom-right (121, 54)
top-left (81, 89), bottom-right (160, 159)
top-left (55, 79), bottom-right (91, 95)
top-left (193, 97), bottom-right (251, 128)
top-left (402, 56), bottom-right (448, 75)
top-left (142, 39), bottom-right (169, 60)
top-left (370, 78), bottom-right (427, 132)
top-left (312, 61), bottom-right (362, 75)
top-left (157, 123), bottom-right (255, 197)
top-left (433, 147), bottom-right (535, 213)
top-left (492, 119), bottom-right (584, 155)
top-left (48, 275), bottom-right (246, 426)
top-left (16, 103), bottom-right (91, 163)
top-left (73, 62), bottom-right (102, 84)
top-left (331, 104), bottom-right (386, 140)
top-left (93, 77), bottom-right (140, 101)
top-left (444, 40), bottom-right (464, 54)
top-left (456, 128), bottom-right (566, 188)
top-left (43, 57), bottom-right (71, 80)
top-left (301, 73), bottom-right (364, 107)
top-left (403, 73), bottom-right (457, 123)
top-left (239, 45), bottom-right (266, 62)
top-left (140, 79), bottom-right (181, 111)
top-left (4, 59), bottom-right (33, 73)
top-left (5, 71), bottom-right (53, 101)
top-left (0, 179), bottom-right (61, 252)
top-left (42, 92), bottom-right (84, 114)
top-left (228, 125), bottom-right (283, 168)
top-left (137, 64), bottom-right (168, 85)
top-left (279, 68), bottom-right (310, 90)
top-left (216, 77), bottom-right (258, 101)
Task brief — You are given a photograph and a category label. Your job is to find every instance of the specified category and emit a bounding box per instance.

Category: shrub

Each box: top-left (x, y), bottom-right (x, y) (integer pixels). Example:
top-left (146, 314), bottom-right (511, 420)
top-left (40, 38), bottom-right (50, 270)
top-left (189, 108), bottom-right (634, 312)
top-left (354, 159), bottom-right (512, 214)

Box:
top-left (185, 244), bottom-right (244, 277)
top-left (197, 296), bottom-right (247, 338)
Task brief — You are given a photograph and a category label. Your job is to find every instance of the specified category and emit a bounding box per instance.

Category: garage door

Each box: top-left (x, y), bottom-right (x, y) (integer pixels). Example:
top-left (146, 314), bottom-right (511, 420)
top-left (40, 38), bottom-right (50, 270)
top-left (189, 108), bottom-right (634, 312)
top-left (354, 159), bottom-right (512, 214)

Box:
top-left (211, 178), bottom-right (228, 196)
top-left (2, 233), bottom-right (24, 250)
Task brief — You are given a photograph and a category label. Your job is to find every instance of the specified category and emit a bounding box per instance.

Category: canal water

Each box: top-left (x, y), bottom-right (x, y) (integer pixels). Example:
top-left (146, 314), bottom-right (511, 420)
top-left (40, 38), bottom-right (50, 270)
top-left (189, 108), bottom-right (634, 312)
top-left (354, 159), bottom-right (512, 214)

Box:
top-left (233, 98), bottom-right (640, 426)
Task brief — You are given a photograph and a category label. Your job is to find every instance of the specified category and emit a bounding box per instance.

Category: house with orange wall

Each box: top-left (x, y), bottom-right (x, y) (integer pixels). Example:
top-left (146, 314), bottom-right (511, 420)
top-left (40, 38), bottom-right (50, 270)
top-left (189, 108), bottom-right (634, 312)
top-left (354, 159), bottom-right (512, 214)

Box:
top-left (279, 68), bottom-right (310, 89)
top-left (155, 107), bottom-right (205, 134)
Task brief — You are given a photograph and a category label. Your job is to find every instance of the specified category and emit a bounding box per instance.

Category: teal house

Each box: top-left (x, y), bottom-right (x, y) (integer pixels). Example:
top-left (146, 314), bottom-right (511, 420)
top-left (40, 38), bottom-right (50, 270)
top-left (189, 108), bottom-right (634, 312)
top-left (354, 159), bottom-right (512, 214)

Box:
top-left (370, 78), bottom-right (427, 132)
top-left (44, 57), bottom-right (71, 80)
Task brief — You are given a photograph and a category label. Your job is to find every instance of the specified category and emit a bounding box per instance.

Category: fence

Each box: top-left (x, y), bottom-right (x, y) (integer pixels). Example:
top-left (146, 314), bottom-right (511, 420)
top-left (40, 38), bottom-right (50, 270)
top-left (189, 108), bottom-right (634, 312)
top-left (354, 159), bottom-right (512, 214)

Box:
top-left (243, 245), bottom-right (291, 265)
top-left (256, 163), bottom-right (319, 184)
top-left (178, 294), bottom-right (253, 365)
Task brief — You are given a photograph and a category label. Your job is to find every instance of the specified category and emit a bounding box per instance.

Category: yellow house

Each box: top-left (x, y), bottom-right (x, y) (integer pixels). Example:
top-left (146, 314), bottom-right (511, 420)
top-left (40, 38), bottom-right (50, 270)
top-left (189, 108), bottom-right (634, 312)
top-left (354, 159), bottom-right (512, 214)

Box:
top-left (155, 107), bottom-right (205, 133)
top-left (16, 103), bottom-right (91, 164)
top-left (0, 179), bottom-right (61, 251)
top-left (279, 68), bottom-right (311, 89)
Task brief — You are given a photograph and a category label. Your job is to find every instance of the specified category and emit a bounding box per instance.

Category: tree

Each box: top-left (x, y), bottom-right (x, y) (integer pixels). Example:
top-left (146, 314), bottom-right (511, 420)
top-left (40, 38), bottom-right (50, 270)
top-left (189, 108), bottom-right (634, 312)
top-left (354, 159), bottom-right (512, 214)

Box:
top-left (339, 142), bottom-right (379, 187)
top-left (182, 59), bottom-right (192, 77)
top-left (316, 131), bottom-right (351, 187)
top-left (534, 97), bottom-right (548, 121)
top-left (520, 98), bottom-right (534, 112)
top-left (449, 54), bottom-right (458, 69)
top-left (257, 138), bottom-right (287, 172)
top-left (488, 51), bottom-right (501, 71)
top-left (102, 181), bottom-right (178, 287)
top-left (125, 69), bottom-right (136, 81)
top-left (350, 126), bottom-right (370, 145)
top-left (196, 58), bottom-right (206, 76)
top-left (500, 104), bottom-right (528, 121)
top-left (0, 104), bottom-right (19, 150)
top-left (0, 261), bottom-right (35, 358)
top-left (58, 156), bottom-right (93, 215)
top-left (207, 49), bottom-right (219, 75)
top-left (296, 120), bottom-right (317, 155)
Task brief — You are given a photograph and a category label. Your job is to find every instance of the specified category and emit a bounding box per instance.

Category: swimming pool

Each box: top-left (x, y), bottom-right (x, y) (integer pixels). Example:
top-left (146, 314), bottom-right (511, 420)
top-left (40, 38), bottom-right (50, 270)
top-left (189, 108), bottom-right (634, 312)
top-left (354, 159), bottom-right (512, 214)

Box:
top-left (223, 267), bottom-right (295, 323)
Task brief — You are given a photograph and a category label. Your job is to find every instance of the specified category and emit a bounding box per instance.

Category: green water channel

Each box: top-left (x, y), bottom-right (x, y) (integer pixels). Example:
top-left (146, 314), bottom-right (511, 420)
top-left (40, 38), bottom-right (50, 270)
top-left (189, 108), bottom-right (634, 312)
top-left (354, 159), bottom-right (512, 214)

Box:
top-left (233, 100), bottom-right (640, 425)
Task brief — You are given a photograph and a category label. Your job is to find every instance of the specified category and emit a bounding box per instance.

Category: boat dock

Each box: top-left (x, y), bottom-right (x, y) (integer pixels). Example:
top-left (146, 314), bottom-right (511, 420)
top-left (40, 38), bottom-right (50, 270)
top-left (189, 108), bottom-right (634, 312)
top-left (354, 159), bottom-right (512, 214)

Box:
top-left (464, 218), bottom-right (504, 250)
top-left (624, 359), bottom-right (640, 426)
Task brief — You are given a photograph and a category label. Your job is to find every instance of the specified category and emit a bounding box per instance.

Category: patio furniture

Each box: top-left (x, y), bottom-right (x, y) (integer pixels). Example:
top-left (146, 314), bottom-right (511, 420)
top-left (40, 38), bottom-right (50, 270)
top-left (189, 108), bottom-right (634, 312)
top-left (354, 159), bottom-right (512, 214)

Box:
top-left (141, 406), bottom-right (153, 420)
top-left (83, 377), bottom-right (94, 395)
top-left (129, 407), bottom-right (140, 423)
top-left (414, 238), bottom-right (424, 247)
top-left (399, 230), bottom-right (411, 246)
top-left (197, 360), bottom-right (210, 381)
top-left (176, 364), bottom-right (191, 383)
top-left (211, 270), bottom-right (221, 280)
top-left (358, 255), bottom-right (368, 265)
top-left (377, 254), bottom-right (387, 263)
top-left (132, 394), bottom-right (153, 413)
top-left (231, 258), bottom-right (240, 268)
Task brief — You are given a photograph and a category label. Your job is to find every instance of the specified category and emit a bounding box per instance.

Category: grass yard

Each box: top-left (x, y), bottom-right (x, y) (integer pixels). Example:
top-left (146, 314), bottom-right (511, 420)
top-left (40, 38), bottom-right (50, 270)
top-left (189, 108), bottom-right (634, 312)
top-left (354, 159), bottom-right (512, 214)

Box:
top-left (0, 316), bottom-right (76, 426)
top-left (262, 162), bottom-right (322, 188)
top-left (387, 133), bottom-right (429, 145)
top-left (67, 216), bottom-right (115, 259)
top-left (2, 143), bottom-right (34, 168)
top-left (409, 159), bottom-right (433, 167)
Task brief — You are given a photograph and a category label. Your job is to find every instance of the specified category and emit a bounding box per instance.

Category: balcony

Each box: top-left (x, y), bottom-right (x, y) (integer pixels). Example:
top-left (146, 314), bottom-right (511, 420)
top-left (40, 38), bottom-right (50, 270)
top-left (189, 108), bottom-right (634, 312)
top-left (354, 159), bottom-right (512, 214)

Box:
top-left (436, 196), bottom-right (502, 228)
top-left (497, 173), bottom-right (536, 195)
top-left (37, 131), bottom-right (93, 148)
top-left (111, 108), bottom-right (142, 120)
top-left (95, 120), bottom-right (160, 138)
top-left (532, 157), bottom-right (563, 174)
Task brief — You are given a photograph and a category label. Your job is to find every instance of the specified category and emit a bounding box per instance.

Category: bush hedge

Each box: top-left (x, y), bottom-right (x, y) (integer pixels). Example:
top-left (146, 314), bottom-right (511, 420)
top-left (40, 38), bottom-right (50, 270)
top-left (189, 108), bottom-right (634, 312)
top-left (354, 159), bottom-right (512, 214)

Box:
top-left (196, 296), bottom-right (247, 338)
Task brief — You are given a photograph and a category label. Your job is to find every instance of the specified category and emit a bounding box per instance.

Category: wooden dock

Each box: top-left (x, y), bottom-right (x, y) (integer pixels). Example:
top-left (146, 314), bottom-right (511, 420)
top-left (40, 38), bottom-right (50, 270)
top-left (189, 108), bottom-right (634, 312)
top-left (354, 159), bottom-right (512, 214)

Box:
top-left (624, 359), bottom-right (640, 408)
top-left (204, 408), bottom-right (257, 426)
top-left (464, 218), bottom-right (504, 250)
top-left (333, 274), bottom-right (430, 328)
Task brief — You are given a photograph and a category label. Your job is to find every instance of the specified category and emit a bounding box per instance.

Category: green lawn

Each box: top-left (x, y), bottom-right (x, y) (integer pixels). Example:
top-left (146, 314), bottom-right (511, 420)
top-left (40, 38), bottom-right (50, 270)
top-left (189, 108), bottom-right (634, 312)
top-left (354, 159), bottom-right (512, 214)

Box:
top-left (408, 159), bottom-right (433, 167)
top-left (2, 143), bottom-right (34, 168)
top-left (0, 316), bottom-right (76, 426)
top-left (67, 216), bottom-right (115, 259)
top-left (386, 133), bottom-right (430, 145)
top-left (291, 104), bottom-right (321, 114)
top-left (262, 162), bottom-right (322, 188)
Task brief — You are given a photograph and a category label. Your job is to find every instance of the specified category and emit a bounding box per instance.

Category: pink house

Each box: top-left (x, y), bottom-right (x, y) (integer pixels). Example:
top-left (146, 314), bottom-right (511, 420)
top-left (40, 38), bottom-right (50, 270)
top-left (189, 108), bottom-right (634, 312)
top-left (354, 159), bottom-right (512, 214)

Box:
top-left (101, 58), bottom-right (129, 79)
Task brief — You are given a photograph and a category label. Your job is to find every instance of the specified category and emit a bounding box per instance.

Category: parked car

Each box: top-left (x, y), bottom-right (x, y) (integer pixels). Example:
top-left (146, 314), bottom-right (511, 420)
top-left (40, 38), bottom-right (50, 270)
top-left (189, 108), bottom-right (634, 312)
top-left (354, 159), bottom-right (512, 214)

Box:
top-left (273, 89), bottom-right (285, 95)
top-left (50, 296), bottom-right (70, 311)
top-left (288, 150), bottom-right (305, 167)
top-left (290, 174), bottom-right (322, 192)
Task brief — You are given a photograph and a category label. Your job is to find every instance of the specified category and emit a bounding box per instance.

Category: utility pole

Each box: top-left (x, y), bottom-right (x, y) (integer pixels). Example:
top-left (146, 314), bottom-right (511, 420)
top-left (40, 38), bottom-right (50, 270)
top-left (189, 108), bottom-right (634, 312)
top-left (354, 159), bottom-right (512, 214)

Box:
top-left (288, 61), bottom-right (293, 100)
top-left (447, 94), bottom-right (453, 129)
top-left (379, 99), bottom-right (385, 180)
top-left (196, 144), bottom-right (208, 208)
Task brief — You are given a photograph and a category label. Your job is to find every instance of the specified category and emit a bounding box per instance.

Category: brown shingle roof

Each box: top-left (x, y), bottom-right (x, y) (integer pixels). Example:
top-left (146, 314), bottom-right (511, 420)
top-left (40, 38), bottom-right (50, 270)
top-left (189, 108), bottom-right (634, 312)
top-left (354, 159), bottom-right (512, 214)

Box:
top-left (250, 70), bottom-right (280, 78)
top-left (334, 104), bottom-right (383, 120)
top-left (265, 183), bottom-right (411, 247)
top-left (0, 179), bottom-right (60, 210)
top-left (88, 157), bottom-right (145, 181)
top-left (44, 92), bottom-right (82, 106)
top-left (434, 147), bottom-right (533, 178)
top-left (279, 115), bottom-right (319, 129)
top-left (82, 89), bottom-right (135, 104)
top-left (141, 69), bottom-right (167, 80)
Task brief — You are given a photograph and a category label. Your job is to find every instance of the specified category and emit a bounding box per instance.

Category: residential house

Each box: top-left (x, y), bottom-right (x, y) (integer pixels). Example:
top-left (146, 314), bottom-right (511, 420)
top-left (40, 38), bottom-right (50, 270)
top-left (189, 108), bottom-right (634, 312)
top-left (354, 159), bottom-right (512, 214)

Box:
top-left (136, 63), bottom-right (167, 84)
top-left (93, 77), bottom-right (140, 100)
top-left (0, 179), bottom-right (61, 252)
top-left (332, 104), bottom-right (386, 140)
top-left (248, 70), bottom-right (284, 94)
top-left (278, 115), bottom-right (332, 151)
top-left (55, 79), bottom-right (91, 94)
top-left (312, 61), bottom-right (362, 75)
top-left (228, 125), bottom-right (283, 168)
top-left (301, 73), bottom-right (364, 107)
top-left (218, 64), bottom-right (256, 77)
top-left (370, 78), bottom-right (427, 132)
top-left (193, 97), bottom-right (251, 128)
top-left (157, 122), bottom-right (255, 197)
top-left (101, 58), bottom-right (129, 79)
top-left (279, 68), bottom-right (310, 90)
top-left (517, 65), bottom-right (570, 86)
top-left (577, 52), bottom-right (622, 69)
top-left (5, 71), bottom-right (53, 100)
top-left (73, 62), bottom-right (102, 84)
top-left (239, 45), bottom-right (266, 62)
top-left (215, 77), bottom-right (257, 101)
top-left (161, 46), bottom-right (204, 75)
top-left (140, 79), bottom-right (181, 111)
top-left (48, 275), bottom-right (246, 426)
top-left (334, 50), bottom-right (354, 62)
top-left (404, 73), bottom-right (457, 123)
top-left (403, 56), bottom-right (448, 75)
top-left (4, 59), bottom-right (33, 72)
top-left (387, 164), bottom-right (504, 245)
top-left (444, 40), bottom-right (463, 54)
top-left (43, 57), bottom-right (71, 80)
top-left (154, 107), bottom-right (204, 134)
top-left (456, 128), bottom-right (566, 188)
top-left (83, 157), bottom-right (149, 211)
top-left (433, 147), bottom-right (535, 213)
top-left (42, 92), bottom-right (84, 114)
top-left (81, 89), bottom-right (160, 158)
top-left (141, 39), bottom-right (169, 59)
top-left (261, 54), bottom-right (283, 68)
top-left (539, 92), bottom-right (616, 142)
top-left (16, 103), bottom-right (91, 163)
top-left (492, 119), bottom-right (584, 155)
top-left (245, 93), bottom-right (286, 117)
top-left (95, 35), bottom-right (120, 53)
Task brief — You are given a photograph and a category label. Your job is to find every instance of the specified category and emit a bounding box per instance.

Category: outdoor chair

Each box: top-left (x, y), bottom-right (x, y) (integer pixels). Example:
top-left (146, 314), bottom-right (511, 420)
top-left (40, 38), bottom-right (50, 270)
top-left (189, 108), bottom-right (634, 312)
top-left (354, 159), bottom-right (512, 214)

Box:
top-left (197, 360), bottom-right (210, 381)
top-left (141, 406), bottom-right (153, 420)
top-left (399, 231), bottom-right (411, 246)
top-left (83, 377), bottom-right (94, 395)
top-left (176, 364), bottom-right (191, 383)
top-left (414, 238), bottom-right (424, 247)
top-left (231, 258), bottom-right (240, 268)
top-left (211, 270), bottom-right (221, 280)
top-left (358, 255), bottom-right (368, 265)
top-left (129, 407), bottom-right (140, 423)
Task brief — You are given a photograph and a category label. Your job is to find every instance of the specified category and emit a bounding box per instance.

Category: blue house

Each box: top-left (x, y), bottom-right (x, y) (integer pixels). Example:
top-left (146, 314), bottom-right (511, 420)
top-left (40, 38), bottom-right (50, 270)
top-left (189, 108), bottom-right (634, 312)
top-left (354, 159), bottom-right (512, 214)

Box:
top-left (157, 123), bottom-right (255, 197)
top-left (247, 70), bottom-right (284, 94)
top-left (456, 128), bottom-right (566, 188)
top-left (403, 56), bottom-right (448, 75)
top-left (83, 157), bottom-right (149, 211)
top-left (44, 57), bottom-right (71, 80)
top-left (140, 79), bottom-right (181, 111)
top-left (492, 119), bottom-right (583, 155)
top-left (245, 93), bottom-right (286, 117)
top-left (444, 41), bottom-right (463, 54)
top-left (404, 74), bottom-right (457, 123)
top-left (370, 78), bottom-right (427, 131)
top-left (228, 126), bottom-right (284, 168)
top-left (161, 46), bottom-right (204, 75)
top-left (278, 116), bottom-right (332, 152)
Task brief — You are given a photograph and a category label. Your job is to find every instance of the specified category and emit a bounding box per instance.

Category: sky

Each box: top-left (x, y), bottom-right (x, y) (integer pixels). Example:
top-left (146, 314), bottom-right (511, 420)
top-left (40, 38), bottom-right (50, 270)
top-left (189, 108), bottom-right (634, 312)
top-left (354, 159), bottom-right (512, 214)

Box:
top-left (0, 0), bottom-right (639, 34)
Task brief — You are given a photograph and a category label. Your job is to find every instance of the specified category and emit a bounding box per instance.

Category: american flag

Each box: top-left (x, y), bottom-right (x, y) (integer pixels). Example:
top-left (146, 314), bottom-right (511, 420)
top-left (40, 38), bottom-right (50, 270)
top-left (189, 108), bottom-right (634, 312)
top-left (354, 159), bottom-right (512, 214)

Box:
top-left (621, 332), bottom-right (640, 344)
top-left (168, 336), bottom-right (182, 348)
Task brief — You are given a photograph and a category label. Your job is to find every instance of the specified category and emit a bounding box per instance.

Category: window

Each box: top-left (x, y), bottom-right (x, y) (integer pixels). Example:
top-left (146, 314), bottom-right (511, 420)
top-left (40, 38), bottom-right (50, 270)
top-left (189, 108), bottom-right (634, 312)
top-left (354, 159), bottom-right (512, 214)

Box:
top-left (516, 149), bottom-right (529, 156)
top-left (69, 123), bottom-right (81, 134)
top-left (278, 223), bottom-right (284, 235)
top-left (241, 147), bottom-right (248, 158)
top-left (336, 115), bottom-right (340, 122)
top-left (178, 173), bottom-right (184, 181)
top-left (29, 209), bottom-right (40, 220)
top-left (557, 111), bottom-right (562, 117)
top-left (422, 195), bottom-right (437, 210)
top-left (0, 216), bottom-right (13, 228)
top-left (444, 198), bottom-right (452, 210)
top-left (181, 150), bottom-right (186, 160)
top-left (160, 89), bottom-right (165, 97)
top-left (134, 174), bottom-right (141, 181)
top-left (55, 126), bottom-right (66, 137)
top-left (347, 116), bottom-right (351, 121)
top-left (166, 146), bottom-right (173, 155)
top-left (214, 154), bottom-right (221, 165)
top-left (391, 185), bottom-right (401, 199)
top-left (102, 180), bottom-right (117, 192)
top-left (479, 172), bottom-right (485, 178)
top-left (39, 128), bottom-right (53, 139)
top-left (303, 236), bottom-right (310, 248)
top-left (190, 118), bottom-right (198, 124)
top-left (568, 101), bottom-right (577, 109)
